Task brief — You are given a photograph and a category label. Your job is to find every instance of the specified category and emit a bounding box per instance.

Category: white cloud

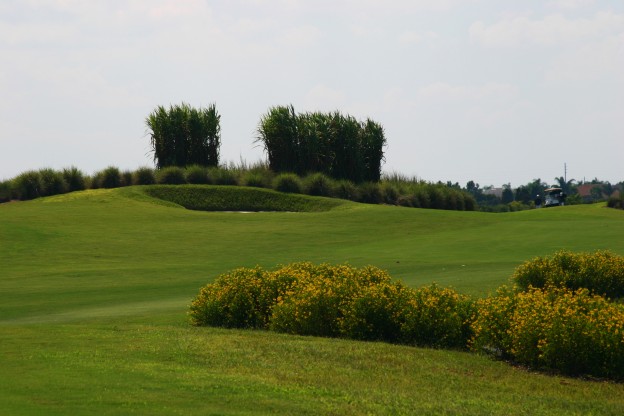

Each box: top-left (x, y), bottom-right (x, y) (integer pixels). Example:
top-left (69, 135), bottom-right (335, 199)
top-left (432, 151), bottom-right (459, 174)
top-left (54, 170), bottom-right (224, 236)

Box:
top-left (470, 11), bottom-right (624, 47)
top-left (545, 32), bottom-right (624, 81)
top-left (304, 84), bottom-right (346, 111)
top-left (278, 24), bottom-right (322, 47)
top-left (398, 30), bottom-right (439, 45)
top-left (547, 0), bottom-right (596, 10)
top-left (417, 82), bottom-right (519, 103)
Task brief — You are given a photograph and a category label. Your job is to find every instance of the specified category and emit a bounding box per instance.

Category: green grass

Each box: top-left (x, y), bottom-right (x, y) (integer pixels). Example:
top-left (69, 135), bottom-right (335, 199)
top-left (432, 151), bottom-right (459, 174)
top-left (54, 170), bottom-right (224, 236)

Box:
top-left (1, 186), bottom-right (624, 415)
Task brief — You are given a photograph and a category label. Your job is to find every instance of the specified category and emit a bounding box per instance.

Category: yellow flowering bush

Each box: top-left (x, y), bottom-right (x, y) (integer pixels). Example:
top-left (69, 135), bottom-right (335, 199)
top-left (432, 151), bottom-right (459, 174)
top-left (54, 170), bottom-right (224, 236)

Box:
top-left (399, 284), bottom-right (475, 349)
top-left (269, 264), bottom-right (392, 337)
top-left (339, 281), bottom-right (410, 342)
top-left (471, 286), bottom-right (624, 379)
top-left (189, 266), bottom-right (298, 328)
top-left (512, 250), bottom-right (624, 299)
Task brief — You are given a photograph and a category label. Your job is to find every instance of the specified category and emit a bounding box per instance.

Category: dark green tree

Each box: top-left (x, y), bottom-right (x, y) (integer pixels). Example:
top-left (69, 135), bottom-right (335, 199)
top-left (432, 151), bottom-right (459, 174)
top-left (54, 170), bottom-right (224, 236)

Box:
top-left (502, 183), bottom-right (514, 204)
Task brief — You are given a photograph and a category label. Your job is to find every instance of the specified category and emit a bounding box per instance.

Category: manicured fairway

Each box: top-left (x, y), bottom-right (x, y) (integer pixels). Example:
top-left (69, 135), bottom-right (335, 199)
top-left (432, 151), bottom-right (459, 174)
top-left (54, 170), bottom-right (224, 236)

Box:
top-left (1, 186), bottom-right (623, 415)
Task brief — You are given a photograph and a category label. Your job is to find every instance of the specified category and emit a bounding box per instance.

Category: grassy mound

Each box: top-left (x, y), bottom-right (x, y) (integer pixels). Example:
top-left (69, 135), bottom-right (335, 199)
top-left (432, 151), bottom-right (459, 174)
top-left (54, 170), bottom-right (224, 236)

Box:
top-left (142, 184), bottom-right (344, 212)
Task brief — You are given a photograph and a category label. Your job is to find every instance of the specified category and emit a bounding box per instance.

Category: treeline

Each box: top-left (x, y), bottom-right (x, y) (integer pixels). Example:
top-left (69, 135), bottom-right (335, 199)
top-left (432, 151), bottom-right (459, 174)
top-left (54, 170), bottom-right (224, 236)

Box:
top-left (452, 177), bottom-right (624, 212)
top-left (256, 106), bottom-right (386, 183)
top-left (0, 165), bottom-right (475, 211)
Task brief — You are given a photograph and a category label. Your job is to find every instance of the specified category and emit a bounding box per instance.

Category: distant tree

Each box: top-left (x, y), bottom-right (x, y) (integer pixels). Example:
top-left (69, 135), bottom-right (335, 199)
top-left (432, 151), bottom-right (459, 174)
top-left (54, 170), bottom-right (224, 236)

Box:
top-left (502, 183), bottom-right (514, 204)
top-left (554, 176), bottom-right (576, 195)
top-left (590, 186), bottom-right (605, 202)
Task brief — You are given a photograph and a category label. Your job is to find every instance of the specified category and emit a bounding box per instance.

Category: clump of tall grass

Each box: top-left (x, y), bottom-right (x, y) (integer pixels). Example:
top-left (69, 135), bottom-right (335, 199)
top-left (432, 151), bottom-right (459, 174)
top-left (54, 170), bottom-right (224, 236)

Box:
top-left (185, 165), bottom-right (210, 184)
top-left (93, 166), bottom-right (122, 189)
top-left (62, 167), bottom-right (87, 192)
top-left (157, 166), bottom-right (187, 185)
top-left (256, 105), bottom-right (386, 183)
top-left (38, 168), bottom-right (68, 196)
top-left (12, 170), bottom-right (44, 200)
top-left (146, 103), bottom-right (221, 169)
top-left (0, 180), bottom-right (13, 202)
top-left (132, 167), bottom-right (156, 185)
top-left (303, 173), bottom-right (336, 197)
top-left (272, 173), bottom-right (303, 194)
top-left (208, 167), bottom-right (238, 186)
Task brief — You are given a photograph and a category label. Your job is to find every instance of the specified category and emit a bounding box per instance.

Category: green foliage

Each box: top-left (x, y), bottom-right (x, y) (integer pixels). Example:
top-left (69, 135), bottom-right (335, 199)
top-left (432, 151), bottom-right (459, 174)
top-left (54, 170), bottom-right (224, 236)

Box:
top-left (0, 180), bottom-right (11, 203)
top-left (38, 168), bottom-right (68, 196)
top-left (471, 286), bottom-right (624, 379)
top-left (357, 182), bottom-right (383, 204)
top-left (146, 102), bottom-right (220, 168)
top-left (132, 167), bottom-right (156, 185)
top-left (12, 170), bottom-right (43, 200)
top-left (303, 172), bottom-right (336, 197)
top-left (207, 167), bottom-right (238, 186)
top-left (608, 194), bottom-right (624, 210)
top-left (61, 166), bottom-right (87, 192)
top-left (400, 284), bottom-right (474, 349)
top-left (120, 170), bottom-right (133, 187)
top-left (256, 105), bottom-right (386, 183)
top-left (240, 171), bottom-right (269, 188)
top-left (184, 164), bottom-right (210, 184)
top-left (93, 166), bottom-right (122, 189)
top-left (144, 185), bottom-right (342, 212)
top-left (340, 280), bottom-right (408, 343)
top-left (191, 263), bottom-right (474, 349)
top-left (156, 166), bottom-right (187, 185)
top-left (272, 173), bottom-right (303, 194)
top-left (333, 179), bottom-right (359, 201)
top-left (512, 250), bottom-right (624, 299)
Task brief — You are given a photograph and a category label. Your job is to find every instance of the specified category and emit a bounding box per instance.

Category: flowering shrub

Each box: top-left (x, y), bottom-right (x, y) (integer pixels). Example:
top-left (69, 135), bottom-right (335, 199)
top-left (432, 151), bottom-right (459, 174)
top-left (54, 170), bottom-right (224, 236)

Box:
top-left (400, 284), bottom-right (475, 349)
top-left (471, 286), bottom-right (624, 379)
top-left (189, 266), bottom-right (295, 328)
top-left (512, 250), bottom-right (624, 299)
top-left (340, 281), bottom-right (409, 343)
top-left (269, 264), bottom-right (391, 337)
top-left (191, 263), bottom-right (472, 348)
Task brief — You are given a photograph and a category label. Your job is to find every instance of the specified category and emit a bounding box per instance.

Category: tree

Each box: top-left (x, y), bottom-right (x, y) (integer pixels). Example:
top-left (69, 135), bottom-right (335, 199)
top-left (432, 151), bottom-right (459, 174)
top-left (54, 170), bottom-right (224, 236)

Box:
top-left (554, 176), bottom-right (576, 195)
top-left (502, 183), bottom-right (514, 204)
top-left (146, 103), bottom-right (221, 169)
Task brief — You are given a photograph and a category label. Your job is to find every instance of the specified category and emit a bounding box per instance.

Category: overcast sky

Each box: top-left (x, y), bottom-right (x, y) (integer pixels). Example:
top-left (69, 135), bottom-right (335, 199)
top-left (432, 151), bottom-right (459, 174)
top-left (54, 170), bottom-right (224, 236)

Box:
top-left (1, 0), bottom-right (622, 187)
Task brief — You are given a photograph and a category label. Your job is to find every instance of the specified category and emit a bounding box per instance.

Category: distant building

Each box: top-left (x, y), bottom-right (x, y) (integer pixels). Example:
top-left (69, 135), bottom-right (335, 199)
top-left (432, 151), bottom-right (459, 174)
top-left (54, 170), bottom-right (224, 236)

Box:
top-left (482, 187), bottom-right (503, 199)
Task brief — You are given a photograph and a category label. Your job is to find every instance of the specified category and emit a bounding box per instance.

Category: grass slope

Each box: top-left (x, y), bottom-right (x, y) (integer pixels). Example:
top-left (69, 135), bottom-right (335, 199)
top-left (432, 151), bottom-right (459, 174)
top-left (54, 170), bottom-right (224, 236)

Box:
top-left (1, 186), bottom-right (623, 415)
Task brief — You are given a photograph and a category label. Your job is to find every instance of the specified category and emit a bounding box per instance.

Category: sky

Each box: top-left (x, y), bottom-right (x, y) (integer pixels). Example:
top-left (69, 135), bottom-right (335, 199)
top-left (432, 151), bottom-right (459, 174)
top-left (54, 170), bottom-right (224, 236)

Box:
top-left (1, 0), bottom-right (623, 187)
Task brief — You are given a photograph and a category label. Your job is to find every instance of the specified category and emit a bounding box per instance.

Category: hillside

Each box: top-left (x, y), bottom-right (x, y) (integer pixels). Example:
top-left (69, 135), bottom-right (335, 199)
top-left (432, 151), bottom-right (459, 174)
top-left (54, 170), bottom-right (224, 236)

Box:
top-left (1, 186), bottom-right (623, 415)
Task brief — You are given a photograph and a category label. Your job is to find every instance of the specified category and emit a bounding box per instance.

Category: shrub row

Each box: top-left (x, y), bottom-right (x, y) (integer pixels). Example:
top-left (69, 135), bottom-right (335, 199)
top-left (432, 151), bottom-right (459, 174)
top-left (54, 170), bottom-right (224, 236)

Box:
top-left (607, 194), bottom-right (624, 210)
top-left (1, 166), bottom-right (475, 211)
top-left (189, 263), bottom-right (474, 349)
top-left (512, 250), bottom-right (624, 299)
top-left (191, 256), bottom-right (624, 380)
top-left (471, 286), bottom-right (624, 379)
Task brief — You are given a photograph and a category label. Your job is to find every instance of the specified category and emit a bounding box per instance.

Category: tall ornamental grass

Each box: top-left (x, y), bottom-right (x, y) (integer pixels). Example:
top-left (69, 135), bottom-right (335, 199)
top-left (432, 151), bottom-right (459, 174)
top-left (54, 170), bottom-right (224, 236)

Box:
top-left (256, 105), bottom-right (386, 183)
top-left (146, 103), bottom-right (220, 169)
